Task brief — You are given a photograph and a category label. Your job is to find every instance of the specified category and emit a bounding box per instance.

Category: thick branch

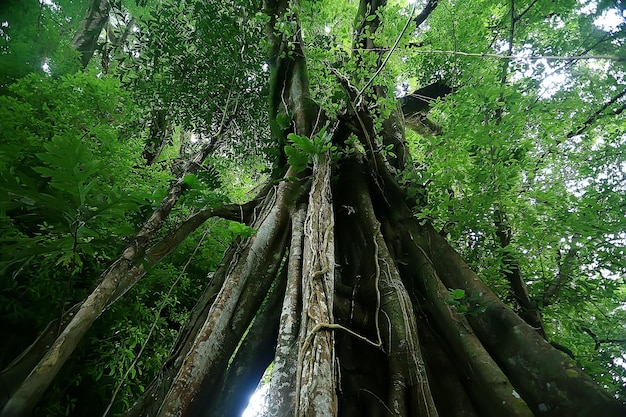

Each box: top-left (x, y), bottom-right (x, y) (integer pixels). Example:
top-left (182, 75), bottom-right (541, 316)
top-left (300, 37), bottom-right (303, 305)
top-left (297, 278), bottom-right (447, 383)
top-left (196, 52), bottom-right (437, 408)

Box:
top-left (413, 0), bottom-right (439, 28)
top-left (413, 241), bottom-right (534, 416)
top-left (421, 225), bottom-right (625, 416)
top-left (72, 0), bottom-right (111, 68)
top-left (154, 170), bottom-right (305, 417)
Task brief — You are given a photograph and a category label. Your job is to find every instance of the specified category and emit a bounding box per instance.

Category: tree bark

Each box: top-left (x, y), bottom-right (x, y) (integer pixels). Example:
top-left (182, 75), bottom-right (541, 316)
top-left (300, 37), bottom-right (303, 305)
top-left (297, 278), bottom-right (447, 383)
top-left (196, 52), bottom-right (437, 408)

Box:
top-left (154, 170), bottom-right (305, 417)
top-left (421, 224), bottom-right (625, 416)
top-left (296, 152), bottom-right (337, 417)
top-left (193, 263), bottom-right (287, 417)
top-left (267, 205), bottom-right (306, 416)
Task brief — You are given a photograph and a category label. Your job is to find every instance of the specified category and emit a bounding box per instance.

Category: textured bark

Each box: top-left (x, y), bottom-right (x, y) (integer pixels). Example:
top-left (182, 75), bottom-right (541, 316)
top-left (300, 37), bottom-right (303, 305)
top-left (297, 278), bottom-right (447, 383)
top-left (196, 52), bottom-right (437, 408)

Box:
top-left (197, 266), bottom-right (286, 417)
top-left (350, 163), bottom-right (439, 417)
top-left (154, 171), bottom-right (303, 417)
top-left (413, 241), bottom-right (534, 416)
top-left (296, 153), bottom-right (337, 417)
top-left (417, 319), bottom-right (480, 417)
top-left (422, 225), bottom-right (625, 416)
top-left (268, 205), bottom-right (307, 416)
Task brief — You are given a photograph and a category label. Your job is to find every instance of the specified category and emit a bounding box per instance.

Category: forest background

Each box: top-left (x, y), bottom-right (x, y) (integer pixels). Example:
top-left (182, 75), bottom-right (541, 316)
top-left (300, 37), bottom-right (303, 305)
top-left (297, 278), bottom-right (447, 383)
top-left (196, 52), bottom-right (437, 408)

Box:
top-left (0, 0), bottom-right (625, 416)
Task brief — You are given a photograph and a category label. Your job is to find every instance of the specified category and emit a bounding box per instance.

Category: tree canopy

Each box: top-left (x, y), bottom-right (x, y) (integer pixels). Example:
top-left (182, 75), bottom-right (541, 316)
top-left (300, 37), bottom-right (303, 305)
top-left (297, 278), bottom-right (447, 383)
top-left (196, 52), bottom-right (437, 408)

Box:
top-left (0, 0), bottom-right (625, 416)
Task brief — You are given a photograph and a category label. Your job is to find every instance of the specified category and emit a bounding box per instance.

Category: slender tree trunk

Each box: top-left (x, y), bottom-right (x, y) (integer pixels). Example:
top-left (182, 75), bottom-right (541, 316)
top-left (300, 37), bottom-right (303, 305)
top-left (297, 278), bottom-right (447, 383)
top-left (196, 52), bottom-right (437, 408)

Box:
top-left (296, 152), bottom-right (338, 417)
top-left (0, 144), bottom-right (222, 417)
top-left (267, 205), bottom-right (307, 416)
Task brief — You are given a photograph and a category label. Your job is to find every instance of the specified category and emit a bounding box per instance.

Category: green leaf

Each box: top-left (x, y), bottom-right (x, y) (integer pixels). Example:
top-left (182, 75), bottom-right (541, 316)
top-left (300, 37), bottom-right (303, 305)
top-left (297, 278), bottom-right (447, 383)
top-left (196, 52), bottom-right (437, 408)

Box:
top-left (287, 133), bottom-right (317, 154)
top-left (450, 288), bottom-right (466, 300)
top-left (284, 145), bottom-right (309, 172)
top-left (228, 221), bottom-right (257, 238)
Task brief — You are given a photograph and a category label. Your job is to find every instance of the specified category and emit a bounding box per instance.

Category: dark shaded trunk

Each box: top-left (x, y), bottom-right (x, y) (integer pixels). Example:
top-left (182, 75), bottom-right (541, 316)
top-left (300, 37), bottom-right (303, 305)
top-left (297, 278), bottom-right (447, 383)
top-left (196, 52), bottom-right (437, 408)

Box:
top-left (72, 0), bottom-right (111, 69)
top-left (143, 109), bottom-right (172, 166)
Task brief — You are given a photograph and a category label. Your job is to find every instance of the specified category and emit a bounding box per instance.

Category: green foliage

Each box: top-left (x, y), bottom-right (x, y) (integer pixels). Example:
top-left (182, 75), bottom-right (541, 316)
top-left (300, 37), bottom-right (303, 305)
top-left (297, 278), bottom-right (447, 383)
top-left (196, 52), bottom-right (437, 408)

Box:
top-left (122, 0), bottom-right (270, 158)
top-left (445, 288), bottom-right (491, 315)
top-left (0, 72), bottom-right (146, 279)
top-left (0, 1), bottom-right (270, 415)
top-left (398, 0), bottom-right (626, 396)
top-left (284, 126), bottom-right (336, 172)
top-left (0, 0), bottom-right (84, 89)
top-left (180, 165), bottom-right (228, 208)
top-left (1, 0), bottom-right (625, 413)
top-left (227, 221), bottom-right (257, 238)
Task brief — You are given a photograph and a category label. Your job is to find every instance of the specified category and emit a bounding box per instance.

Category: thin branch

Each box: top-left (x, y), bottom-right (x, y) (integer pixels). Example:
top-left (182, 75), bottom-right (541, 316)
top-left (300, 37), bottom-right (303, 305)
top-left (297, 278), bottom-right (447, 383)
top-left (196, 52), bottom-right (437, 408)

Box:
top-left (356, 0), bottom-right (439, 102)
top-left (579, 327), bottom-right (626, 350)
top-left (412, 49), bottom-right (626, 62)
top-left (542, 234), bottom-right (582, 307)
top-left (513, 0), bottom-right (539, 23)
top-left (567, 88), bottom-right (626, 138)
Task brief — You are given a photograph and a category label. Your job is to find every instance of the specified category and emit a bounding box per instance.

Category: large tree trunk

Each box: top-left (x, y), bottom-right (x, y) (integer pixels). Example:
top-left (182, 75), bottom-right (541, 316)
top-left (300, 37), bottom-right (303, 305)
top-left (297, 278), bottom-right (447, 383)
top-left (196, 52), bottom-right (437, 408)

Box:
top-left (123, 0), bottom-right (625, 415)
